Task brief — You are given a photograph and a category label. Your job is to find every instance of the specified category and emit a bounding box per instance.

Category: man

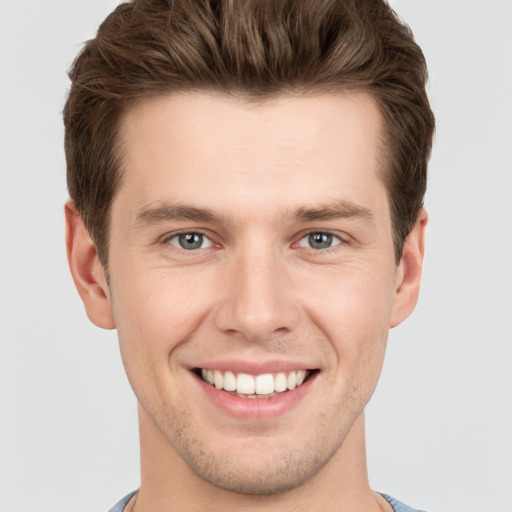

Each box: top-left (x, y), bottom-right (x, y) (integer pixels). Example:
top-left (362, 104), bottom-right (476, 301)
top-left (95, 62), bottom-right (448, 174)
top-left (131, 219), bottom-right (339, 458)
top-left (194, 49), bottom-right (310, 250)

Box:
top-left (64, 0), bottom-right (434, 510)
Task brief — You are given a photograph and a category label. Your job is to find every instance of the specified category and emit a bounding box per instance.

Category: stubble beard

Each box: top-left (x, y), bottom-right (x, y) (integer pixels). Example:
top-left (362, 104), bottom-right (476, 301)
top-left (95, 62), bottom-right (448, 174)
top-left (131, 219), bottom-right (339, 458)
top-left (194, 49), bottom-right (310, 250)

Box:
top-left (147, 398), bottom-right (361, 496)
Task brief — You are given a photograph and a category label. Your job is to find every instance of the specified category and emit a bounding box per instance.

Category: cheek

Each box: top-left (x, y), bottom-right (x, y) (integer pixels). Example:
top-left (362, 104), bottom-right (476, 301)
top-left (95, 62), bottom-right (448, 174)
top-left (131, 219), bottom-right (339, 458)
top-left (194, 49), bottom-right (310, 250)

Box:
top-left (305, 263), bottom-right (395, 383)
top-left (111, 266), bottom-right (217, 380)
top-left (308, 258), bottom-right (395, 332)
top-left (110, 272), bottom-right (216, 426)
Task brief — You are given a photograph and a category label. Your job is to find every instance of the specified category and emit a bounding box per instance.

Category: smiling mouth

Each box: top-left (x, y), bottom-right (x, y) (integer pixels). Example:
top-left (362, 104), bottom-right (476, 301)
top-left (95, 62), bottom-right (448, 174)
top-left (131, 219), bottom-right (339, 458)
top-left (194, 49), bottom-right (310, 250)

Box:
top-left (194, 368), bottom-right (315, 398)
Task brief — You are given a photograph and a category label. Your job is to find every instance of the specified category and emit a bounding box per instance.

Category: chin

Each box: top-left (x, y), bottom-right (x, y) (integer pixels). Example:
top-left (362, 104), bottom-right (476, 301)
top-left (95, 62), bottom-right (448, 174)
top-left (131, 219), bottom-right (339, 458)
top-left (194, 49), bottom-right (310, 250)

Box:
top-left (166, 420), bottom-right (347, 496)
top-left (184, 447), bottom-right (328, 495)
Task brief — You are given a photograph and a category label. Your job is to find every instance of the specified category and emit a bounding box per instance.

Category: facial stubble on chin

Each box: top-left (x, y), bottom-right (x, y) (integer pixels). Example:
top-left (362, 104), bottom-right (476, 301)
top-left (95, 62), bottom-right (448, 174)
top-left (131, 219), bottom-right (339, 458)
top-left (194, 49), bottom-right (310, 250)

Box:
top-left (145, 390), bottom-right (365, 496)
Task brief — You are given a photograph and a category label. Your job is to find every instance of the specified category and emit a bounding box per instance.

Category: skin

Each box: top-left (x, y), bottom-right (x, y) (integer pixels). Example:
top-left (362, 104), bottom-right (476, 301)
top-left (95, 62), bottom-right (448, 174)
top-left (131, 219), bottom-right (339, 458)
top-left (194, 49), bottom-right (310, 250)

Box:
top-left (66, 91), bottom-right (426, 512)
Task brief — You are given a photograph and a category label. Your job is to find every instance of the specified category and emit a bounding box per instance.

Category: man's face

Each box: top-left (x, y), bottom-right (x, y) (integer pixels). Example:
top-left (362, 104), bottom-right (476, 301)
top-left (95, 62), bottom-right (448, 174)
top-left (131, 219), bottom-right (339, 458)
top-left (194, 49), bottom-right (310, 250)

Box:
top-left (105, 91), bottom-right (405, 493)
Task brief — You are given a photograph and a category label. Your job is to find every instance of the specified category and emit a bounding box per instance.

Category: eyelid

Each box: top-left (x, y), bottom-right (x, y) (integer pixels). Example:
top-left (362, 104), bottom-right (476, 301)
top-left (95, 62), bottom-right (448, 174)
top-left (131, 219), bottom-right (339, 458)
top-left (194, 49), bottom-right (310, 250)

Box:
top-left (295, 229), bottom-right (349, 248)
top-left (298, 232), bottom-right (341, 249)
top-left (161, 229), bottom-right (217, 250)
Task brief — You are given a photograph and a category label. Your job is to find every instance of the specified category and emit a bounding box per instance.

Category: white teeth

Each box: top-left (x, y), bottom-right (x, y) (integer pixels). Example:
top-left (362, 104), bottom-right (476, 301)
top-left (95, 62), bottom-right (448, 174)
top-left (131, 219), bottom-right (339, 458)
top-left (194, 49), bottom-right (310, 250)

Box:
top-left (214, 369), bottom-right (223, 389)
top-left (274, 372), bottom-right (287, 392)
top-left (223, 370), bottom-right (237, 391)
top-left (255, 373), bottom-right (274, 394)
top-left (287, 372), bottom-right (297, 390)
top-left (237, 373), bottom-right (255, 394)
top-left (199, 368), bottom-right (311, 395)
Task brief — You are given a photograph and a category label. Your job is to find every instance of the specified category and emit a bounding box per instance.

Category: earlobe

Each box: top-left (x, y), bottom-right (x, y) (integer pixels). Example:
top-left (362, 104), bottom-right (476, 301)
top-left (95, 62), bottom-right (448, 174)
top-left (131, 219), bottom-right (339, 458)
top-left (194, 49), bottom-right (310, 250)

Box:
top-left (65, 201), bottom-right (116, 329)
top-left (390, 209), bottom-right (428, 329)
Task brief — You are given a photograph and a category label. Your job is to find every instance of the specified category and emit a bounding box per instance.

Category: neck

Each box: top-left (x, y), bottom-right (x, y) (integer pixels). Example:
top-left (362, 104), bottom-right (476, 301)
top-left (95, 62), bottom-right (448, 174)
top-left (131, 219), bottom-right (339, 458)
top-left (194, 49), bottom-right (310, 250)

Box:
top-left (134, 406), bottom-right (386, 512)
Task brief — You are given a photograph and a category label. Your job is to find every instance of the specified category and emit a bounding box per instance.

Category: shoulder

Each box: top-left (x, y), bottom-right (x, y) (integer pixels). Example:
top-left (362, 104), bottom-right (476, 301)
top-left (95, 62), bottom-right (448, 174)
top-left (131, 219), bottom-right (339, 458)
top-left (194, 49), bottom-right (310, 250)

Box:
top-left (380, 493), bottom-right (429, 512)
top-left (107, 491), bottom-right (137, 512)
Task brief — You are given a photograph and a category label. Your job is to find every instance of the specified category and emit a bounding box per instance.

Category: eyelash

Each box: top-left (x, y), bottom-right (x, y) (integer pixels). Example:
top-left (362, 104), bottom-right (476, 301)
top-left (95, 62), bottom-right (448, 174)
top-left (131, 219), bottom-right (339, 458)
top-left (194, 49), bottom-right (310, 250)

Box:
top-left (297, 232), bottom-right (343, 251)
top-left (162, 230), bottom-right (347, 253)
top-left (164, 231), bottom-right (215, 251)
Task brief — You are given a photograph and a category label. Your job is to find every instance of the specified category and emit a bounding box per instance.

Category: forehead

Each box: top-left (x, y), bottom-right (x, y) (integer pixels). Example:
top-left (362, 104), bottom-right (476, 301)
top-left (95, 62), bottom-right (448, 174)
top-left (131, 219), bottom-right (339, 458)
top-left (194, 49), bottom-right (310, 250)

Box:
top-left (115, 91), bottom-right (388, 224)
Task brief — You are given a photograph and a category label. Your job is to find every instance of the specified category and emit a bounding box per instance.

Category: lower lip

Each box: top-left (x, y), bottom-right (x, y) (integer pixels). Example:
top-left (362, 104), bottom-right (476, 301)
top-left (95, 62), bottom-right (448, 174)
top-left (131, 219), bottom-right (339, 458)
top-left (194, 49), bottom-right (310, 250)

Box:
top-left (194, 372), bottom-right (317, 421)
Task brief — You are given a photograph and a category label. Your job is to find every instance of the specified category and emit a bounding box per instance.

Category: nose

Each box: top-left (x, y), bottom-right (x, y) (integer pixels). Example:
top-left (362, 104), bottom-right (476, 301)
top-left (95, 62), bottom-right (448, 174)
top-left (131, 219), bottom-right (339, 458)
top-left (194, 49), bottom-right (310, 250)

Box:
top-left (213, 244), bottom-right (300, 343)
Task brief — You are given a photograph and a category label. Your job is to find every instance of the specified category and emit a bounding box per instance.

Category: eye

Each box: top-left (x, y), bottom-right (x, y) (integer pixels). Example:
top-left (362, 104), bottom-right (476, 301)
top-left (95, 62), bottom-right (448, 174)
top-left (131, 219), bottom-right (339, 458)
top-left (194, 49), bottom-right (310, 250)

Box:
top-left (166, 232), bottom-right (213, 251)
top-left (298, 232), bottom-right (342, 250)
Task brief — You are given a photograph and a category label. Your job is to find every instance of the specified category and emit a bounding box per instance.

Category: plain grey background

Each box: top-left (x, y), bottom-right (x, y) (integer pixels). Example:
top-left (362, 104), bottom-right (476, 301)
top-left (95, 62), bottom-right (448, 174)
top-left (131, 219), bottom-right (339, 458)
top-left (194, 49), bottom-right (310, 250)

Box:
top-left (0, 1), bottom-right (511, 511)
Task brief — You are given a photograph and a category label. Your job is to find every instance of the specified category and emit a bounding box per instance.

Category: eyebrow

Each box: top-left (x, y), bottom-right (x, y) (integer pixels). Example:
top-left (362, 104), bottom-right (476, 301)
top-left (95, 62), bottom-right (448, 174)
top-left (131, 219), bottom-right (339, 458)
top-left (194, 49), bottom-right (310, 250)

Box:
top-left (133, 199), bottom-right (375, 229)
top-left (134, 203), bottom-right (222, 228)
top-left (293, 200), bottom-right (375, 226)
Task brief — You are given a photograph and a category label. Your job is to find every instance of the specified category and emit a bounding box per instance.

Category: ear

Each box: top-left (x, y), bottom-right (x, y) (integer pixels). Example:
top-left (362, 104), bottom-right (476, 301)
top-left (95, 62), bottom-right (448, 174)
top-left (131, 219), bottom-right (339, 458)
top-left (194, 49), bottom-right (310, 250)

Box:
top-left (65, 201), bottom-right (116, 329)
top-left (390, 209), bottom-right (428, 328)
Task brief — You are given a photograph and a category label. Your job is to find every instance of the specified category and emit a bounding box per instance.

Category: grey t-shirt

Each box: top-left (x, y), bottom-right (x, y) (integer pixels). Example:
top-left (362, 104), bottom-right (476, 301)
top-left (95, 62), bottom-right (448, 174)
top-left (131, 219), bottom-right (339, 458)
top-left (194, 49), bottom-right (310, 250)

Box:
top-left (108, 491), bottom-right (427, 511)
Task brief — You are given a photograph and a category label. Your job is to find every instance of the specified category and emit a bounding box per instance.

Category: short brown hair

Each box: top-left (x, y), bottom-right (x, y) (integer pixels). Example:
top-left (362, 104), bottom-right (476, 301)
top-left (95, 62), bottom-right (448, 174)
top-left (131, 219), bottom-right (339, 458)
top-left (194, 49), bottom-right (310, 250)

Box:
top-left (64, 0), bottom-right (435, 266)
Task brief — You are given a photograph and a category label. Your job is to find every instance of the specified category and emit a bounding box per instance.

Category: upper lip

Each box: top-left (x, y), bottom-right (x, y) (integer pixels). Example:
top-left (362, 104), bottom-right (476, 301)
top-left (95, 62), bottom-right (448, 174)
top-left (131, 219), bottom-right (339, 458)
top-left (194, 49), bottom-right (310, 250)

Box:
top-left (190, 359), bottom-right (316, 374)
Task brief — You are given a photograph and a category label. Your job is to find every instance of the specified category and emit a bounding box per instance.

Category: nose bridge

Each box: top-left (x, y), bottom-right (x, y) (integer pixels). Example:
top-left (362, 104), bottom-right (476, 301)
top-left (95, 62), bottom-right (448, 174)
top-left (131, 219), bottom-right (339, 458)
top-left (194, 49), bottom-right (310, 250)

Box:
top-left (214, 236), bottom-right (298, 341)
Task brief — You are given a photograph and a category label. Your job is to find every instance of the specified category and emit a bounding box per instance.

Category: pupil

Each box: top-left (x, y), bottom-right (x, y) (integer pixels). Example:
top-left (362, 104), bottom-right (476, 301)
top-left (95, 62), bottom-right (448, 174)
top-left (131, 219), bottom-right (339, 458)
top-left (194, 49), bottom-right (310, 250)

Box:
top-left (179, 233), bottom-right (202, 250)
top-left (309, 233), bottom-right (332, 249)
